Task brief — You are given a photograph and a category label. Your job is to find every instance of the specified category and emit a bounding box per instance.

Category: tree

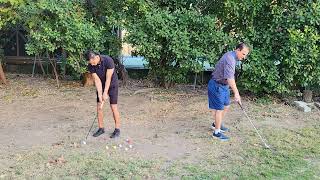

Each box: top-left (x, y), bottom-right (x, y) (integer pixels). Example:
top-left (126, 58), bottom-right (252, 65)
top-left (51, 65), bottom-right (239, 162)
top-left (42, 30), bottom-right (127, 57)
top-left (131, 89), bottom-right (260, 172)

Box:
top-left (20, 0), bottom-right (105, 79)
top-left (123, 0), bottom-right (232, 87)
top-left (0, 0), bottom-right (25, 29)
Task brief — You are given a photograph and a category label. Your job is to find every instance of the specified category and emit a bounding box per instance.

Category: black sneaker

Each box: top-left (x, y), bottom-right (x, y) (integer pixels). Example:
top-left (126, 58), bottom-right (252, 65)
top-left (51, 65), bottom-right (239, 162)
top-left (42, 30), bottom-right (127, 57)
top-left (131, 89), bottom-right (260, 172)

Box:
top-left (211, 123), bottom-right (229, 132)
top-left (93, 128), bottom-right (105, 137)
top-left (110, 129), bottom-right (120, 138)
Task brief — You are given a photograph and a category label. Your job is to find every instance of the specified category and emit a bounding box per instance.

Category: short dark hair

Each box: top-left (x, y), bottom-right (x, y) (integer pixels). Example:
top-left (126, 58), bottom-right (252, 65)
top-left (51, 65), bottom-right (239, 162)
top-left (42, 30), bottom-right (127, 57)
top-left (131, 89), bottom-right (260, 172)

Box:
top-left (236, 42), bottom-right (249, 51)
top-left (84, 50), bottom-right (99, 61)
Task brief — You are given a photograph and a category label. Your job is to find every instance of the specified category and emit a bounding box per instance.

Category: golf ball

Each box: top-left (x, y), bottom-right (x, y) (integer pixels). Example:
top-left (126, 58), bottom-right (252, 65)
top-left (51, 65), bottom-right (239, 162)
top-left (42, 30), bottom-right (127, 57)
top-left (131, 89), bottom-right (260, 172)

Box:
top-left (129, 145), bottom-right (133, 149)
top-left (113, 146), bottom-right (117, 149)
top-left (119, 144), bottom-right (122, 148)
top-left (105, 145), bottom-right (109, 150)
top-left (81, 140), bottom-right (86, 145)
top-left (125, 148), bottom-right (128, 151)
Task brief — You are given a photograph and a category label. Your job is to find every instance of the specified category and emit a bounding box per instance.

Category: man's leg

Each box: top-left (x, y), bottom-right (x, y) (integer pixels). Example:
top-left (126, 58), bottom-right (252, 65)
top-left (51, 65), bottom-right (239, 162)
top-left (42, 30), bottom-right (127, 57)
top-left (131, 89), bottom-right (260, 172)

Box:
top-left (97, 104), bottom-right (104, 128)
top-left (212, 109), bottom-right (229, 141)
top-left (110, 104), bottom-right (120, 129)
top-left (110, 104), bottom-right (120, 138)
top-left (212, 106), bottom-right (229, 131)
top-left (92, 103), bottom-right (105, 137)
top-left (211, 110), bottom-right (216, 123)
top-left (215, 110), bottom-right (224, 131)
top-left (109, 85), bottom-right (120, 138)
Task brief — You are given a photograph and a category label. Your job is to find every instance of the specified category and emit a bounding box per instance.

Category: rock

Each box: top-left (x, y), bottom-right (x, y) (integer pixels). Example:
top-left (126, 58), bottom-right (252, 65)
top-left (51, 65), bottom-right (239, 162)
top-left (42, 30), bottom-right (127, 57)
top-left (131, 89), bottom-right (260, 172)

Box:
top-left (306, 103), bottom-right (316, 110)
top-left (315, 102), bottom-right (320, 110)
top-left (294, 101), bottom-right (311, 112)
top-left (313, 97), bottom-right (320, 102)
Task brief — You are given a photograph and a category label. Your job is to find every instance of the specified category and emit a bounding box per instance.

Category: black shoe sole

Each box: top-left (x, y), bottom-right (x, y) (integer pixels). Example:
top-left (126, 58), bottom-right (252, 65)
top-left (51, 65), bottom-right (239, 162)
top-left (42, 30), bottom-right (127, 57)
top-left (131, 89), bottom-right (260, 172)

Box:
top-left (93, 131), bottom-right (105, 137)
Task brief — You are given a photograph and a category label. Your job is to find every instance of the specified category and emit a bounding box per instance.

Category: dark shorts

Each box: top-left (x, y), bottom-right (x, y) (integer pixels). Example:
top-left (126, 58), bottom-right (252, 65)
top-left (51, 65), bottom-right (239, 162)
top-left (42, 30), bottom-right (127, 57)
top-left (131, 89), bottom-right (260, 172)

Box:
top-left (96, 84), bottom-right (118, 104)
top-left (208, 79), bottom-right (230, 110)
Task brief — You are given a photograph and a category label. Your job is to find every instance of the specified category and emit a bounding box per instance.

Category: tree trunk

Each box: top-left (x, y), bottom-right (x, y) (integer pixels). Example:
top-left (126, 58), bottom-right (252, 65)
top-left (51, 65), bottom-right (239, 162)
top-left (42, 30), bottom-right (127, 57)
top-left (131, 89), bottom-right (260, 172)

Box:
top-left (82, 72), bottom-right (94, 87)
top-left (0, 62), bottom-right (7, 85)
top-left (114, 57), bottom-right (128, 86)
top-left (303, 90), bottom-right (313, 103)
top-left (38, 55), bottom-right (46, 76)
top-left (47, 51), bottom-right (60, 88)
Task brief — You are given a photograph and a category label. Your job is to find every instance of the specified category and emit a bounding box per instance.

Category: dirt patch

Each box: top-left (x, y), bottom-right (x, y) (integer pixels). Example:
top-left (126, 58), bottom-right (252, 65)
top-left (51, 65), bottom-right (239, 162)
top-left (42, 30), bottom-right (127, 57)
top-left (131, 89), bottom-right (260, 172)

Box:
top-left (1, 74), bottom-right (319, 178)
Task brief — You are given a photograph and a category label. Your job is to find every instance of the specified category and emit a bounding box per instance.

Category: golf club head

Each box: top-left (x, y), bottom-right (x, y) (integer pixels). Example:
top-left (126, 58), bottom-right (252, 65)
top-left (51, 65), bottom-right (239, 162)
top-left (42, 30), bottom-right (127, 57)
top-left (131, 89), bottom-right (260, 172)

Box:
top-left (80, 140), bottom-right (87, 145)
top-left (264, 143), bottom-right (271, 149)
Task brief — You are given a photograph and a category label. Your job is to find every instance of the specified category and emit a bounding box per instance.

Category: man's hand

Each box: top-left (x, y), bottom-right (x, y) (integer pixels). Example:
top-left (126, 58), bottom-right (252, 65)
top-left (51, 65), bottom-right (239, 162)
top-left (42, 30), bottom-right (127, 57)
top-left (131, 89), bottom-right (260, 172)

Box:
top-left (234, 93), bottom-right (242, 105)
top-left (102, 92), bottom-right (109, 102)
top-left (98, 100), bottom-right (105, 110)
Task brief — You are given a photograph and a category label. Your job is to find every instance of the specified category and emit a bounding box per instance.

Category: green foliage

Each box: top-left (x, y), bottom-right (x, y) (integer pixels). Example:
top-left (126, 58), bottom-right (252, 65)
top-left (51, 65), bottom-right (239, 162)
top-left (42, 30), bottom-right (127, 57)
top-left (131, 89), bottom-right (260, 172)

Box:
top-left (212, 0), bottom-right (320, 94)
top-left (286, 26), bottom-right (320, 88)
top-left (2, 0), bottom-right (319, 93)
top-left (84, 0), bottom-right (123, 58)
top-left (123, 0), bottom-right (232, 86)
top-left (19, 0), bottom-right (105, 74)
top-left (0, 0), bottom-right (25, 29)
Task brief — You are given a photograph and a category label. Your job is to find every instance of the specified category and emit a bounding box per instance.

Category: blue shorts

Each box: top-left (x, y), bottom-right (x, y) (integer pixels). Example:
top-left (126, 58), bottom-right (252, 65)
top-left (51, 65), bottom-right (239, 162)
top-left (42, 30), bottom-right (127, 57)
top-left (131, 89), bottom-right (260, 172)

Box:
top-left (208, 79), bottom-right (230, 110)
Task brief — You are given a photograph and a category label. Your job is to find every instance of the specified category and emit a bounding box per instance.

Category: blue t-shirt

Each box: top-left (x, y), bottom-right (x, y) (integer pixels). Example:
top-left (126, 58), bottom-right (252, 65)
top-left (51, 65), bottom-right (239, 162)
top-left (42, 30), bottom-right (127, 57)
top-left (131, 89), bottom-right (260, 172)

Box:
top-left (211, 51), bottom-right (238, 84)
top-left (87, 55), bottom-right (118, 87)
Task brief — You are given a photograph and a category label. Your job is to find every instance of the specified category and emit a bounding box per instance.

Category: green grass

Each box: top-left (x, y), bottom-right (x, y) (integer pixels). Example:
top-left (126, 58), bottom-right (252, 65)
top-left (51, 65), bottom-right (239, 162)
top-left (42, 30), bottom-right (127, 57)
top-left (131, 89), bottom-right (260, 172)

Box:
top-left (163, 125), bottom-right (320, 179)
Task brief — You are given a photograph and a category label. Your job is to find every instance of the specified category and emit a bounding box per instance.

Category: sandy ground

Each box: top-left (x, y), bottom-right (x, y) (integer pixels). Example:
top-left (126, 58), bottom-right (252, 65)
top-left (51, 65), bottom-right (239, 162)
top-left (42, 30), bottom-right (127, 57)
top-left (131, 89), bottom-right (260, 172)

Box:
top-left (0, 74), bottom-right (319, 178)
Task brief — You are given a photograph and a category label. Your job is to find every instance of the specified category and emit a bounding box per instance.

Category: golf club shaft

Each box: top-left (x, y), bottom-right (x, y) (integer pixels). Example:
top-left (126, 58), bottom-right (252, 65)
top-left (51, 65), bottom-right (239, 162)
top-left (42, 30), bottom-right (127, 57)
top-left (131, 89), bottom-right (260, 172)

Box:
top-left (85, 115), bottom-right (97, 140)
top-left (238, 103), bottom-right (270, 147)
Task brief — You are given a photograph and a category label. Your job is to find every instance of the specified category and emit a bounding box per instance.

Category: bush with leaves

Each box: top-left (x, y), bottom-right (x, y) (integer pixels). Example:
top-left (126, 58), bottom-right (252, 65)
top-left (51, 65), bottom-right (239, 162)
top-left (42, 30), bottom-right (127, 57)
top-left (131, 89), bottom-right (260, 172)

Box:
top-left (19, 0), bottom-right (105, 75)
top-left (212, 0), bottom-right (320, 94)
top-left (0, 0), bottom-right (25, 29)
top-left (123, 0), bottom-right (232, 87)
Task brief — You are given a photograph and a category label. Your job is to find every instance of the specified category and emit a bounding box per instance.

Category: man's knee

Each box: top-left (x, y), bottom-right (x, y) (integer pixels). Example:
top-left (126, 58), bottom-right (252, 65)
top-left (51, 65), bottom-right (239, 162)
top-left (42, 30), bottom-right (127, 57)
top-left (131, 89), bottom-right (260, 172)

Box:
top-left (110, 104), bottom-right (118, 111)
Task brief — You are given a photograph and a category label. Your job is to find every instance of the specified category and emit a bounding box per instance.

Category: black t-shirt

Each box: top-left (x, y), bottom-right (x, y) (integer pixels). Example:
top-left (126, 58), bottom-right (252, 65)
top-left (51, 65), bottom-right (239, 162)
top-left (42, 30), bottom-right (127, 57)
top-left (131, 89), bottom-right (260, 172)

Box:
top-left (87, 55), bottom-right (118, 87)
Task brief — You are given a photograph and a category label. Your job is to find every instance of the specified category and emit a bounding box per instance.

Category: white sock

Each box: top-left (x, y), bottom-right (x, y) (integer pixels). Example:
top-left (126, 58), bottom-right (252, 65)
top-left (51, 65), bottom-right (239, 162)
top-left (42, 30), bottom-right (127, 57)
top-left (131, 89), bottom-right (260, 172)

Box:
top-left (214, 129), bottom-right (221, 134)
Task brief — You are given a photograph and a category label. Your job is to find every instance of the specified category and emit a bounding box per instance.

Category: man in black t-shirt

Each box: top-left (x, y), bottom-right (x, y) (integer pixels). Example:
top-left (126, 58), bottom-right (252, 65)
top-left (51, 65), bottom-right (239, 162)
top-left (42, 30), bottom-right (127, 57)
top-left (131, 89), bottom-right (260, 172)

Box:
top-left (86, 50), bottom-right (120, 138)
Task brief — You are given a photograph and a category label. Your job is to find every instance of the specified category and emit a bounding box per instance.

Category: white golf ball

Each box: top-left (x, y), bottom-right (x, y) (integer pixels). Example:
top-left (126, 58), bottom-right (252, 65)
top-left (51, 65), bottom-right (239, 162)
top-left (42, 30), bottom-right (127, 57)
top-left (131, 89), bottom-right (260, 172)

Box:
top-left (106, 145), bottom-right (109, 150)
top-left (129, 145), bottom-right (133, 149)
top-left (119, 144), bottom-right (122, 148)
top-left (125, 148), bottom-right (128, 151)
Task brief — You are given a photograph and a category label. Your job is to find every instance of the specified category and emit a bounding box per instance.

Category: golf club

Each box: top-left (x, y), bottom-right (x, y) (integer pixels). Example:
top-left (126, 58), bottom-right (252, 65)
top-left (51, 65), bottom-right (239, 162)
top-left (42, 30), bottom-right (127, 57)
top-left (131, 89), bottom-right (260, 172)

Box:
top-left (238, 102), bottom-right (271, 149)
top-left (81, 114), bottom-right (97, 145)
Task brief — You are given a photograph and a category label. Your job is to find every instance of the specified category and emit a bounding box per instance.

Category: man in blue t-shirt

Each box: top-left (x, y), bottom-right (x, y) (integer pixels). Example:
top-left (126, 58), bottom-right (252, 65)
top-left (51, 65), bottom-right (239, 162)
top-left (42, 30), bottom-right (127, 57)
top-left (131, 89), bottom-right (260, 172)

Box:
top-left (208, 43), bottom-right (250, 141)
top-left (86, 50), bottom-right (121, 138)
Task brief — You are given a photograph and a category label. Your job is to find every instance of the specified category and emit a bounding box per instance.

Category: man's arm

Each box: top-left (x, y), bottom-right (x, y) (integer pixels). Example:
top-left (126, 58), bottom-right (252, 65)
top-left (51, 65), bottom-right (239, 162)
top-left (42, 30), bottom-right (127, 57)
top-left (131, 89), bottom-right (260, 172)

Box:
top-left (227, 78), bottom-right (241, 104)
top-left (92, 73), bottom-right (103, 103)
top-left (103, 68), bottom-right (114, 100)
